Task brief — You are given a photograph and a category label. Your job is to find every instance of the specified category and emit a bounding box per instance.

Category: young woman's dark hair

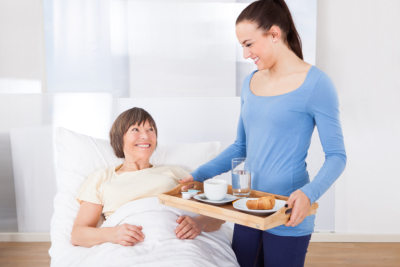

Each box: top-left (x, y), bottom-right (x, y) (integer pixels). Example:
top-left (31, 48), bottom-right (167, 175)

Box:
top-left (236, 0), bottom-right (303, 60)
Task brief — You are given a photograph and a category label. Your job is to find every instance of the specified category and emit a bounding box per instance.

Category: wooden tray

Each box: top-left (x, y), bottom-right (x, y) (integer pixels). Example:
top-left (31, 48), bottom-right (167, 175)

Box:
top-left (158, 181), bottom-right (318, 231)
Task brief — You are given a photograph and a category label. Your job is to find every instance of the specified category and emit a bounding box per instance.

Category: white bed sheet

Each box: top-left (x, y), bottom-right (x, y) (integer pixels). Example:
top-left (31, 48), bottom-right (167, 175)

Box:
top-left (50, 197), bottom-right (238, 267)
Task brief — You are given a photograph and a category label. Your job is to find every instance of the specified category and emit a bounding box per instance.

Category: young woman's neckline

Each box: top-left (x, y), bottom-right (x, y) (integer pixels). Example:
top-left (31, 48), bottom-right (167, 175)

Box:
top-left (248, 65), bottom-right (315, 98)
top-left (114, 163), bottom-right (153, 176)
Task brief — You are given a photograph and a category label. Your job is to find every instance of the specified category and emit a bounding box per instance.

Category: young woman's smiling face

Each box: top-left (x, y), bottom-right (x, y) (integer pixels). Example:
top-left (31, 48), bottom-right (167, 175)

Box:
top-left (123, 121), bottom-right (157, 161)
top-left (236, 21), bottom-right (277, 71)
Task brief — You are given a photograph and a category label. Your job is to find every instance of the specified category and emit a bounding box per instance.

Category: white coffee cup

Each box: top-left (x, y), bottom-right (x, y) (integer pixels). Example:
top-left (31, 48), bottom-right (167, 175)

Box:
top-left (204, 179), bottom-right (228, 201)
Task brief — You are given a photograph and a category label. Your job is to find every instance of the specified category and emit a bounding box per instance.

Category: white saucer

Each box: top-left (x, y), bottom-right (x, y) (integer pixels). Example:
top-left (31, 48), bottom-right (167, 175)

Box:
top-left (193, 193), bottom-right (237, 205)
top-left (233, 198), bottom-right (286, 215)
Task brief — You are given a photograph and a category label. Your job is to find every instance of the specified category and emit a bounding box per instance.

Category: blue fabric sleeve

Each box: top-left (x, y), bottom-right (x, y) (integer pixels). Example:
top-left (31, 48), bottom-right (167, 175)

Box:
top-left (299, 74), bottom-right (347, 204)
top-left (191, 98), bottom-right (247, 182)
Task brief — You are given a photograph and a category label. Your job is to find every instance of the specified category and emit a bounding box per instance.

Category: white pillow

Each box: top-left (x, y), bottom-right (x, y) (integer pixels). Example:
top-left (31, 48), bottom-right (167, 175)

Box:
top-left (49, 127), bottom-right (220, 259)
top-left (150, 142), bottom-right (221, 172)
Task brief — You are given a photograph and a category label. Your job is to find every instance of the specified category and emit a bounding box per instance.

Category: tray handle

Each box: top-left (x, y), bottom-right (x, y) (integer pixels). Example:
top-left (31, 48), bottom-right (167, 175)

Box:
top-left (265, 203), bottom-right (318, 230)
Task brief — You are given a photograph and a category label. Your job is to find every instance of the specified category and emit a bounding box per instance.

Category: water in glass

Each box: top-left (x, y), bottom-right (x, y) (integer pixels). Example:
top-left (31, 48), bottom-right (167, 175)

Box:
top-left (232, 169), bottom-right (251, 198)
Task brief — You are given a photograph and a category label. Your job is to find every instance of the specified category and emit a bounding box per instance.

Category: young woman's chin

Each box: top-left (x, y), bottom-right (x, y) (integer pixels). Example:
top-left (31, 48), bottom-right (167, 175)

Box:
top-left (257, 64), bottom-right (267, 71)
top-left (257, 60), bottom-right (274, 71)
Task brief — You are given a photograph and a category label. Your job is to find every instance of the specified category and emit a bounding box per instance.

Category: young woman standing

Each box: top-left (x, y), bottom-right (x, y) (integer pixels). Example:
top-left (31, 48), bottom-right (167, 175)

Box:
top-left (181, 0), bottom-right (346, 266)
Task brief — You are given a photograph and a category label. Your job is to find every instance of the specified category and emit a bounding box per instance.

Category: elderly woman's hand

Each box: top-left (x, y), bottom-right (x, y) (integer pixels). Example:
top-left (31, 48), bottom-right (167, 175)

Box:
top-left (284, 189), bottom-right (311, 227)
top-left (110, 224), bottom-right (145, 246)
top-left (179, 174), bottom-right (194, 191)
top-left (175, 216), bottom-right (204, 239)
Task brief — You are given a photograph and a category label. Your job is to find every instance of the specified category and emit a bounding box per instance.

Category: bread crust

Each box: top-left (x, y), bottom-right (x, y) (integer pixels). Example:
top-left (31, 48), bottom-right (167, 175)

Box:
top-left (246, 196), bottom-right (275, 210)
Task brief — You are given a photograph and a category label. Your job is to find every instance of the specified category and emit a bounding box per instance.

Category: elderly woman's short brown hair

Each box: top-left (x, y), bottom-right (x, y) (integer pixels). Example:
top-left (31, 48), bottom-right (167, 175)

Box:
top-left (110, 107), bottom-right (158, 158)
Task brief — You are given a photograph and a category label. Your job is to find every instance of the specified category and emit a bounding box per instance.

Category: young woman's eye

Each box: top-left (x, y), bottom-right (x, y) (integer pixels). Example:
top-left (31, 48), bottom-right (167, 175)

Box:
top-left (132, 128), bottom-right (138, 132)
top-left (148, 128), bottom-right (154, 132)
top-left (246, 43), bottom-right (252, 47)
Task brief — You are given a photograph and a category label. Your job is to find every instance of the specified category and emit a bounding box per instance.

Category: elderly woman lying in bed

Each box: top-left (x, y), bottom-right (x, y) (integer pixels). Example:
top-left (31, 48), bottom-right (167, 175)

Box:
top-left (71, 107), bottom-right (224, 247)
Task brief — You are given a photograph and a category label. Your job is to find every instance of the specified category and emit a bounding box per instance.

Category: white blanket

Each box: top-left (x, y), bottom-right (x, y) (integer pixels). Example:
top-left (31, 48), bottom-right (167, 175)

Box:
top-left (51, 197), bottom-right (239, 267)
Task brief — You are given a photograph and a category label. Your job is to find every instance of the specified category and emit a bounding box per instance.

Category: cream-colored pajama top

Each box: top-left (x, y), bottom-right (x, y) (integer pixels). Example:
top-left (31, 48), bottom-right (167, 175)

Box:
top-left (76, 165), bottom-right (190, 219)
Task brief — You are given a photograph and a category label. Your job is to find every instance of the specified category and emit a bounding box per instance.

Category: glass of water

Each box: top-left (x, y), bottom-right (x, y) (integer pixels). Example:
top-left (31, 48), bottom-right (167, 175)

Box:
top-left (231, 157), bottom-right (251, 198)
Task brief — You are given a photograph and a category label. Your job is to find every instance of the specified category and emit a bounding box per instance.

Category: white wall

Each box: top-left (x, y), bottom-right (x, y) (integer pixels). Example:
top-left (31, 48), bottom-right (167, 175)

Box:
top-left (0, 0), bottom-right (47, 231)
top-left (0, 0), bottom-right (46, 93)
top-left (317, 0), bottom-right (400, 234)
top-left (0, 95), bottom-right (45, 231)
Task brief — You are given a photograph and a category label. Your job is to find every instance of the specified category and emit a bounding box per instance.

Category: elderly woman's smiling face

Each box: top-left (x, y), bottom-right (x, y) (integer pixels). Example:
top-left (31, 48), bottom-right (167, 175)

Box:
top-left (123, 121), bottom-right (157, 161)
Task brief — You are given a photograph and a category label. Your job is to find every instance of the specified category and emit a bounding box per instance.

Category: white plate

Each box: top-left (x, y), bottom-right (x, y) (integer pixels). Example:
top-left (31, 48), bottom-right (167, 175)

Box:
top-left (233, 198), bottom-right (286, 215)
top-left (193, 193), bottom-right (237, 205)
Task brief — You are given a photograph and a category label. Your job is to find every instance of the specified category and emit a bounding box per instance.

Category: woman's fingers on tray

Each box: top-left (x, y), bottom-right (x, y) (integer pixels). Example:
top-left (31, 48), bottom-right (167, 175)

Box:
top-left (284, 190), bottom-right (310, 227)
top-left (179, 175), bottom-right (194, 191)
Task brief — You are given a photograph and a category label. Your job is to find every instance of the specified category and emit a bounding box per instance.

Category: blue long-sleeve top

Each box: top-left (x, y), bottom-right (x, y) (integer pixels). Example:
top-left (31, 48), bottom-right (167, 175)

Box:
top-left (191, 66), bottom-right (346, 236)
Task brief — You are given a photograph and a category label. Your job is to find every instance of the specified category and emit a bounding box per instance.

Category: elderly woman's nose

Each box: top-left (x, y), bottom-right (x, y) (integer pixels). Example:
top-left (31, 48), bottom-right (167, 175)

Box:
top-left (140, 131), bottom-right (149, 139)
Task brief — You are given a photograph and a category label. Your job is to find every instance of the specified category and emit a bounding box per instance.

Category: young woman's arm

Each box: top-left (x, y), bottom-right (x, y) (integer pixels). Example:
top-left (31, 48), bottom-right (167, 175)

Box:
top-left (300, 73), bottom-right (347, 204)
top-left (285, 73), bottom-right (347, 227)
top-left (71, 201), bottom-right (145, 247)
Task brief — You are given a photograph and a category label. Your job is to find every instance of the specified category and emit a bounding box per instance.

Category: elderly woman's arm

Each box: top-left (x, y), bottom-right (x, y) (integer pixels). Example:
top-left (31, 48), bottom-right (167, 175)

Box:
top-left (175, 215), bottom-right (225, 239)
top-left (71, 201), bottom-right (145, 247)
top-left (196, 216), bottom-right (226, 232)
